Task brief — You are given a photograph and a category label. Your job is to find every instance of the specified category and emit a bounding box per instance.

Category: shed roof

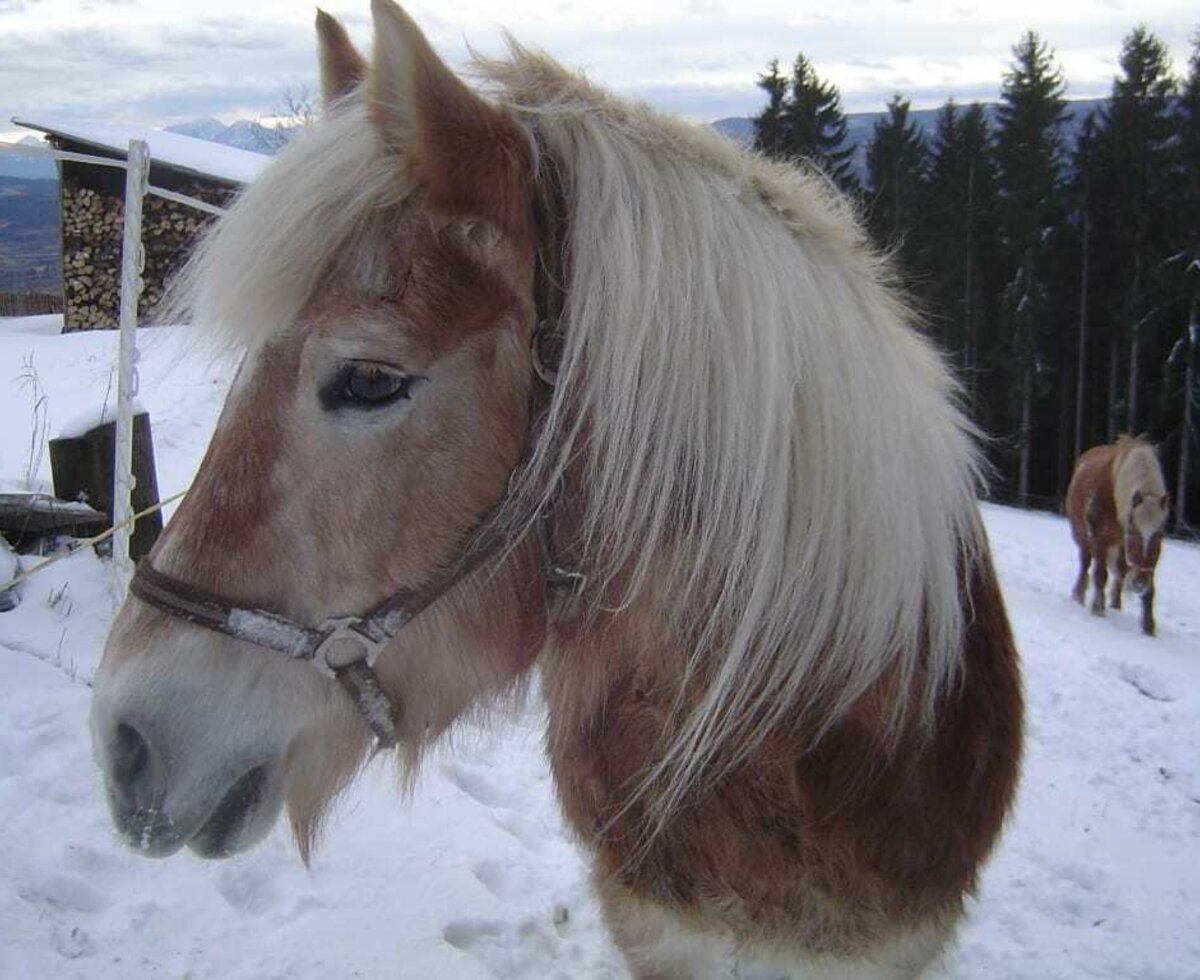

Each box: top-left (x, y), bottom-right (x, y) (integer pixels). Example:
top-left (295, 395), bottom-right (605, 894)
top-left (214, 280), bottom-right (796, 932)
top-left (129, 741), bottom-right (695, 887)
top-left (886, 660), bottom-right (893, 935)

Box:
top-left (12, 117), bottom-right (268, 186)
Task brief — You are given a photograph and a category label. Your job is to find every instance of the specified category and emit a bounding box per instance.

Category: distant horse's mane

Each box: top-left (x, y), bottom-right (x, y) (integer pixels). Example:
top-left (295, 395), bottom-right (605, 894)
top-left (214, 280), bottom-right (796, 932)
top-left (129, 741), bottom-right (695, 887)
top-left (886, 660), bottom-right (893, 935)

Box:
top-left (1112, 435), bottom-right (1167, 529)
top-left (174, 41), bottom-right (984, 820)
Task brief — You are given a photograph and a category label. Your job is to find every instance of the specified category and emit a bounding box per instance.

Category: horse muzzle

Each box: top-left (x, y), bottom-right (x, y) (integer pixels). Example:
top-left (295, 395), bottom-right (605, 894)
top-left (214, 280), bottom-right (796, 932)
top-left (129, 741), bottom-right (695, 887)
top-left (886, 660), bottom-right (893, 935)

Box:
top-left (95, 710), bottom-right (286, 859)
top-left (90, 615), bottom-right (348, 860)
top-left (1126, 570), bottom-right (1152, 595)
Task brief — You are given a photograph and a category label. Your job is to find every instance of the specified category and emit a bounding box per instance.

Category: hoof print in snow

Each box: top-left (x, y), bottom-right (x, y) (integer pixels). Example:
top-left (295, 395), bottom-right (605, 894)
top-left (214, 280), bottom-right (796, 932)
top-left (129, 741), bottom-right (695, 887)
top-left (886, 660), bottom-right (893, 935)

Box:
top-left (217, 863), bottom-right (280, 915)
top-left (443, 916), bottom-right (504, 953)
top-left (1116, 663), bottom-right (1174, 703)
top-left (52, 924), bottom-right (97, 960)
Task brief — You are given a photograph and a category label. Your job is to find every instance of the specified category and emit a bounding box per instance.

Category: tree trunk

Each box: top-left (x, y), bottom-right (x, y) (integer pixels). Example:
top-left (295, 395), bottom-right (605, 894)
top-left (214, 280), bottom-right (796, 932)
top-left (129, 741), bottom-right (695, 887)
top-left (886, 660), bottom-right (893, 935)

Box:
top-left (964, 157), bottom-right (976, 409)
top-left (1108, 334), bottom-right (1120, 442)
top-left (1018, 361), bottom-right (1032, 507)
top-left (1128, 325), bottom-right (1141, 434)
top-left (1058, 357), bottom-right (1074, 506)
top-left (1074, 202), bottom-right (1089, 461)
top-left (1127, 256), bottom-right (1142, 433)
top-left (1179, 304), bottom-right (1197, 531)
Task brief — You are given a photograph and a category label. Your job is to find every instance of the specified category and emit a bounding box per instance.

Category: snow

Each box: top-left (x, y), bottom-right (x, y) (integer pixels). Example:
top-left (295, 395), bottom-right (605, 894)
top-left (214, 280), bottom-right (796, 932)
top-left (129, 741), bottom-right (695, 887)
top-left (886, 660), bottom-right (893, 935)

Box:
top-left (225, 607), bottom-right (316, 659)
top-left (1, 314), bottom-right (1199, 978)
top-left (57, 400), bottom-right (147, 440)
top-left (0, 537), bottom-right (17, 610)
top-left (12, 118), bottom-right (268, 186)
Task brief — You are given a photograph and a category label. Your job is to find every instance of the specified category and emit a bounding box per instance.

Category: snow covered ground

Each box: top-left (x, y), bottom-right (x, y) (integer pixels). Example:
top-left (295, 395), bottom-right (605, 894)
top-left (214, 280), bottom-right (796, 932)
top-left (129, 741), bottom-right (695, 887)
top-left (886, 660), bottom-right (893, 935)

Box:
top-left (1, 316), bottom-right (1198, 979)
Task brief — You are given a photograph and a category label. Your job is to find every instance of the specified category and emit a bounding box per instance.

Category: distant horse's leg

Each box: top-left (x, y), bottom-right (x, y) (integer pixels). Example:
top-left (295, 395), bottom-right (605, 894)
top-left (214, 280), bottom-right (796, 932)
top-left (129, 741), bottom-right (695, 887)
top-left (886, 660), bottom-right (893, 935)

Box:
top-left (1141, 584), bottom-right (1156, 637)
top-left (1091, 547), bottom-right (1112, 616)
top-left (1110, 551), bottom-right (1127, 610)
top-left (596, 877), bottom-right (727, 980)
top-left (1072, 546), bottom-right (1091, 605)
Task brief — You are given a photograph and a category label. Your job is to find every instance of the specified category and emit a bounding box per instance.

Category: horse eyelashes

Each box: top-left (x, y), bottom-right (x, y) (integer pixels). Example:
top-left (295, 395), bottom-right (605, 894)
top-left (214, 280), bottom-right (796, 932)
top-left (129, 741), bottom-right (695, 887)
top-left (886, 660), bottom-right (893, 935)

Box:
top-left (320, 362), bottom-right (420, 411)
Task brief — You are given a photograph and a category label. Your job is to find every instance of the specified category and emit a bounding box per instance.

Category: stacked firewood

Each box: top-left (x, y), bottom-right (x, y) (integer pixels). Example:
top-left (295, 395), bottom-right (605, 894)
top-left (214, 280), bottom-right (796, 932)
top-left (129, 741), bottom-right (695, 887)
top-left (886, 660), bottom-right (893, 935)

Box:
top-left (61, 177), bottom-right (228, 331)
top-left (62, 184), bottom-right (122, 329)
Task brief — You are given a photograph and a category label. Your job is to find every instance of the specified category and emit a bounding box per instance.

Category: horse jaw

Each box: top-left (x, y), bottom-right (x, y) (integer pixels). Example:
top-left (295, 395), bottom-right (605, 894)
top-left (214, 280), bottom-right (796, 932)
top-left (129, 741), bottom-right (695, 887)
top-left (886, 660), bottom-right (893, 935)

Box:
top-left (91, 605), bottom-right (372, 861)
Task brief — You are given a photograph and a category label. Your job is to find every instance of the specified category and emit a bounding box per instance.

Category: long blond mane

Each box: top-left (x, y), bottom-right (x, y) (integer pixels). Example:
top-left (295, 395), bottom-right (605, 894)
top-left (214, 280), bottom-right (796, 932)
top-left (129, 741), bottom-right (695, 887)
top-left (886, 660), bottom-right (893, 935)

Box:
top-left (1113, 436), bottom-right (1168, 532)
top-left (483, 46), bottom-right (984, 811)
top-left (174, 42), bottom-right (985, 821)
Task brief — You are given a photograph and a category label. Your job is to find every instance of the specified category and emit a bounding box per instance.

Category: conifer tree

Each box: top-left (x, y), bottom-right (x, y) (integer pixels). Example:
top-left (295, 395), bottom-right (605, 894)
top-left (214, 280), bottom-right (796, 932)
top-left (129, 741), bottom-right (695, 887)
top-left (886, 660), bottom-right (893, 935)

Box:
top-left (865, 94), bottom-right (929, 270)
top-left (753, 60), bottom-right (789, 157)
top-left (994, 31), bottom-right (1068, 505)
top-left (1095, 26), bottom-right (1178, 433)
top-left (1069, 112), bottom-right (1099, 457)
top-left (1182, 32), bottom-right (1200, 221)
top-left (1171, 30), bottom-right (1200, 526)
top-left (925, 101), bottom-right (999, 411)
top-left (753, 54), bottom-right (857, 193)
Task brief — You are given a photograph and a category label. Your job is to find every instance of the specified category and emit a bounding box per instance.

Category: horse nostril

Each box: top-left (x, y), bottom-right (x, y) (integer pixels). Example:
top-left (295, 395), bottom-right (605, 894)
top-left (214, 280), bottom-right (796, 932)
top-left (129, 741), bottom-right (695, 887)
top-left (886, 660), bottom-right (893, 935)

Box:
top-left (112, 722), bottom-right (154, 799)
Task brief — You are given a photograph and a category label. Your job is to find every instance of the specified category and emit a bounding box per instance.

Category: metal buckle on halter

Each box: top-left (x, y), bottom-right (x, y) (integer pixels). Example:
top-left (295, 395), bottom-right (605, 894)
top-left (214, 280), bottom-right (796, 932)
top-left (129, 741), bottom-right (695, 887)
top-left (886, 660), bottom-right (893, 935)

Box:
top-left (546, 565), bottom-right (586, 620)
top-left (313, 617), bottom-right (399, 750)
top-left (548, 565), bottom-right (586, 596)
top-left (312, 616), bottom-right (386, 675)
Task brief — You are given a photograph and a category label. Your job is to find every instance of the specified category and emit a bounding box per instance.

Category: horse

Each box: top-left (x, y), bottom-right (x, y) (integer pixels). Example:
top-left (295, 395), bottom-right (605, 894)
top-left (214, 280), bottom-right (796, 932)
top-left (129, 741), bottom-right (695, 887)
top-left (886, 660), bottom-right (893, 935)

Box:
top-left (90, 3), bottom-right (1023, 976)
top-left (1066, 435), bottom-right (1169, 636)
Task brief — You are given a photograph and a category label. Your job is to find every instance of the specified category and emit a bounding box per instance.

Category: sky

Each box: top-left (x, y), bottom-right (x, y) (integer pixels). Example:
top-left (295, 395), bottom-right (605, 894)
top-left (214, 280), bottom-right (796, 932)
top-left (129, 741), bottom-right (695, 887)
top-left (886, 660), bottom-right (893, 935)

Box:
top-left (1, 0), bottom-right (1197, 145)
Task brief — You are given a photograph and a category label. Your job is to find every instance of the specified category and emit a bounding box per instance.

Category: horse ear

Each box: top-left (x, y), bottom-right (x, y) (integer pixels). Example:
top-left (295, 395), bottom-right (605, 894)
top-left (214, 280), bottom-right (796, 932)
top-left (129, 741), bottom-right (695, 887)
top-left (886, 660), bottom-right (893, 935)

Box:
top-left (367, 0), bottom-right (534, 241)
top-left (316, 10), bottom-right (366, 104)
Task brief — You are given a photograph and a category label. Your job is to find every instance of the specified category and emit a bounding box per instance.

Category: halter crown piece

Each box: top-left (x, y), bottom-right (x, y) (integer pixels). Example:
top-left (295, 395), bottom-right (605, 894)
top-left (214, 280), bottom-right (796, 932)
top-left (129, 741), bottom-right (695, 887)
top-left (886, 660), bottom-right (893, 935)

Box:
top-left (130, 314), bottom-right (579, 750)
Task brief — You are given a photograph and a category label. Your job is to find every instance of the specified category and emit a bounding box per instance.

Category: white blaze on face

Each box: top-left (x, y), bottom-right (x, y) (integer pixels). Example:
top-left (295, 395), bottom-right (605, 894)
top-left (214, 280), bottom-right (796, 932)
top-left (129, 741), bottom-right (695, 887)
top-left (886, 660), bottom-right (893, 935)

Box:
top-left (1132, 495), bottom-right (1166, 543)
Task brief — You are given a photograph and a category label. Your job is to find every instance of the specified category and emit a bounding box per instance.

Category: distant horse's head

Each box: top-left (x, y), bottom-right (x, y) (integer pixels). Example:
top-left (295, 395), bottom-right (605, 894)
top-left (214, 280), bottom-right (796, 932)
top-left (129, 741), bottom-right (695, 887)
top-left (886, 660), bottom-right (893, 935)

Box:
top-left (1115, 438), bottom-right (1169, 595)
top-left (1124, 488), bottom-right (1169, 593)
top-left (91, 2), bottom-right (549, 859)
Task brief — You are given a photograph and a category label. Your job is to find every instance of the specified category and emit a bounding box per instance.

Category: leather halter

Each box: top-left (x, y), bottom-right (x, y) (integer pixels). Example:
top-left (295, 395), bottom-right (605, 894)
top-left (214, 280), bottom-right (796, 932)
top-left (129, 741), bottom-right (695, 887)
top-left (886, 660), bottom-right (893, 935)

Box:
top-left (131, 192), bottom-right (578, 749)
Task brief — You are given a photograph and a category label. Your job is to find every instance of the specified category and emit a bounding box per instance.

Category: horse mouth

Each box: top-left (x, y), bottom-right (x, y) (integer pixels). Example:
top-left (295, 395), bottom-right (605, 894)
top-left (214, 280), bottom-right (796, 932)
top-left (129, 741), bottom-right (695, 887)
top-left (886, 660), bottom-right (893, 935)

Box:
top-left (186, 762), bottom-right (274, 859)
top-left (1127, 574), bottom-right (1151, 595)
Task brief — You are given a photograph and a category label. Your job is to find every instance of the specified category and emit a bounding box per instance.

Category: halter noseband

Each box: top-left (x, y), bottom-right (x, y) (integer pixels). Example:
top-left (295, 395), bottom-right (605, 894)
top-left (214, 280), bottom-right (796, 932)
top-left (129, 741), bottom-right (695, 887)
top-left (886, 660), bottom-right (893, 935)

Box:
top-left (131, 186), bottom-right (578, 748)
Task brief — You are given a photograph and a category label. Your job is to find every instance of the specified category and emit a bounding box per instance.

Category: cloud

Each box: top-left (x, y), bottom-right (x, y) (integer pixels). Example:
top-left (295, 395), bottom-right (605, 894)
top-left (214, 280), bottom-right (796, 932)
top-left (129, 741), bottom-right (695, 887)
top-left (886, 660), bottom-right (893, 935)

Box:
top-left (1, 0), bottom-right (1195, 134)
top-left (161, 18), bottom-right (292, 52)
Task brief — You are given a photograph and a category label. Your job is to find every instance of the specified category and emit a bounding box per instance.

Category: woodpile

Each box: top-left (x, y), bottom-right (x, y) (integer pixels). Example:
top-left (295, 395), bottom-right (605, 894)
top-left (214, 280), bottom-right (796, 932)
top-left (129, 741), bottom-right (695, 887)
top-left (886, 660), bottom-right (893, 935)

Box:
top-left (0, 292), bottom-right (62, 317)
top-left (60, 171), bottom-right (228, 331)
top-left (62, 184), bottom-right (121, 328)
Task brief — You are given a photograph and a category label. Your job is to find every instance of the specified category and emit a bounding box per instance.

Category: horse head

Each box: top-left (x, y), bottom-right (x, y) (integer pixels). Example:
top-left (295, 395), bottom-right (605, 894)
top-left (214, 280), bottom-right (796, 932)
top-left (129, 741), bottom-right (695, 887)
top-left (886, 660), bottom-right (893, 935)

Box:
top-left (1124, 488), bottom-right (1169, 594)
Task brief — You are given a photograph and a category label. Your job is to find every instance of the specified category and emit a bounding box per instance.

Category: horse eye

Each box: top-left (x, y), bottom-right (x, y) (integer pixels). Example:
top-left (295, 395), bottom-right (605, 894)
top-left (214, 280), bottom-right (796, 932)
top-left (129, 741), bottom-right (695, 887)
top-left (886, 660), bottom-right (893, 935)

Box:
top-left (321, 363), bottom-right (417, 410)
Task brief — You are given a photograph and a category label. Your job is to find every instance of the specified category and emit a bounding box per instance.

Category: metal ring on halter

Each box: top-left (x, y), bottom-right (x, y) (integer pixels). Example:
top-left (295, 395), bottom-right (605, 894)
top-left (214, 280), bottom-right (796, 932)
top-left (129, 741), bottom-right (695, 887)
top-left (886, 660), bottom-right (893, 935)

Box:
top-left (312, 616), bottom-right (387, 673)
top-left (532, 318), bottom-right (565, 387)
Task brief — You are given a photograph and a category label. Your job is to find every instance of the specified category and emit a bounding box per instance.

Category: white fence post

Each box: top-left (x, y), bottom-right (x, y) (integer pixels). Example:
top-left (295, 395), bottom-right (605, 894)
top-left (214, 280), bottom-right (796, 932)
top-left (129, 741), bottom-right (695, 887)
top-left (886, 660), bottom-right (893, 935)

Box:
top-left (112, 139), bottom-right (149, 596)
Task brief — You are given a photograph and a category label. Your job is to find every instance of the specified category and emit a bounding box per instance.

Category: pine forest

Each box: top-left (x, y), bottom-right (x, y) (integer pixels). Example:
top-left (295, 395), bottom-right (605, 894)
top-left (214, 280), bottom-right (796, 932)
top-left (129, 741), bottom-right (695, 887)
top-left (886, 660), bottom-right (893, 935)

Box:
top-left (753, 26), bottom-right (1200, 533)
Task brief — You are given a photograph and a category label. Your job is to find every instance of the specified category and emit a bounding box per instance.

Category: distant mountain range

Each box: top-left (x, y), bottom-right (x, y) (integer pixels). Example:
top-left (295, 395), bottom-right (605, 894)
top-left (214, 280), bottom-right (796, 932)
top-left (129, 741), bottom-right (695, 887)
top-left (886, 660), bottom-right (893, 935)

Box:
top-left (0, 176), bottom-right (60, 293)
top-left (3, 99), bottom-right (1107, 181)
top-left (0, 137), bottom-right (57, 180)
top-left (714, 97), bottom-right (1105, 182)
top-left (163, 117), bottom-right (292, 154)
top-left (0, 99), bottom-right (1107, 296)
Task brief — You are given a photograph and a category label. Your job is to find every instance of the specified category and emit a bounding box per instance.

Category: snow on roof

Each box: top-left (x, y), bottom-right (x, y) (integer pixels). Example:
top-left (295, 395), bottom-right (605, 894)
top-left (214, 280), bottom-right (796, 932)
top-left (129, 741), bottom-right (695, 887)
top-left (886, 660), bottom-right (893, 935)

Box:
top-left (12, 117), bottom-right (268, 186)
